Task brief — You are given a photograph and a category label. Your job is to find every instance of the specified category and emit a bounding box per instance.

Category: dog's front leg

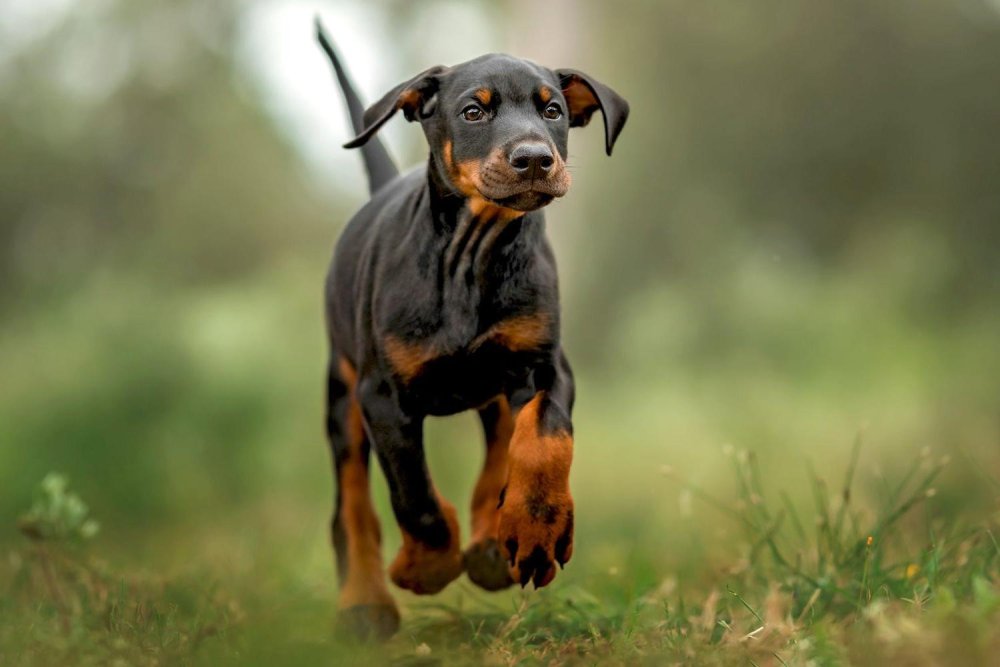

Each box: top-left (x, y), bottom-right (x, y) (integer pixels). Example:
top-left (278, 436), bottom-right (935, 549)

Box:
top-left (464, 397), bottom-right (516, 591)
top-left (357, 376), bottom-right (464, 595)
top-left (498, 352), bottom-right (575, 588)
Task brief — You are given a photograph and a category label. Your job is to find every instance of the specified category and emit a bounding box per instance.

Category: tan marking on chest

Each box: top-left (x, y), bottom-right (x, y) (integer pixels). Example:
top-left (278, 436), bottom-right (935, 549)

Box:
top-left (467, 197), bottom-right (523, 224)
top-left (472, 313), bottom-right (553, 352)
top-left (383, 314), bottom-right (551, 383)
top-left (383, 335), bottom-right (438, 383)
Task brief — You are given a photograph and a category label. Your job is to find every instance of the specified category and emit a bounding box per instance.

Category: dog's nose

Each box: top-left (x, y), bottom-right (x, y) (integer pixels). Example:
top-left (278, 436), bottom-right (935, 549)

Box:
top-left (508, 143), bottom-right (555, 179)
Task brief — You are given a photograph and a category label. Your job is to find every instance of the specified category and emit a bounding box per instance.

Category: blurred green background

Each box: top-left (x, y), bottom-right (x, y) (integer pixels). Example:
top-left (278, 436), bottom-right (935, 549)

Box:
top-left (1, 0), bottom-right (998, 638)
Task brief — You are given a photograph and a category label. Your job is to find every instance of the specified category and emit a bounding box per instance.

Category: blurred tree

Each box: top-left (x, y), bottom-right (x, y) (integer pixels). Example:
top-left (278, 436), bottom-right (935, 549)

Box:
top-left (0, 0), bottom-right (343, 528)
top-left (0, 0), bottom-right (338, 313)
top-left (554, 0), bottom-right (1000, 362)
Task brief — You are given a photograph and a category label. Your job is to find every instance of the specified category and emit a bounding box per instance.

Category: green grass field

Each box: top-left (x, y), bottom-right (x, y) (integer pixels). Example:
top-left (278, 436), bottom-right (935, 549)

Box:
top-left (2, 256), bottom-right (999, 666)
top-left (4, 445), bottom-right (999, 666)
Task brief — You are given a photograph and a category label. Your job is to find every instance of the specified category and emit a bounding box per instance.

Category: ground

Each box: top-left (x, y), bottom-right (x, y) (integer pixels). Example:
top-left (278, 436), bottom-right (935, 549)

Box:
top-left (1, 262), bottom-right (997, 666)
top-left (3, 443), bottom-right (998, 666)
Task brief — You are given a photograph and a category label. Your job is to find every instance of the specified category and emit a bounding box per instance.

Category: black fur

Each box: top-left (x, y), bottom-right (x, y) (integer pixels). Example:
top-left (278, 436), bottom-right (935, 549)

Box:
top-left (315, 20), bottom-right (627, 556)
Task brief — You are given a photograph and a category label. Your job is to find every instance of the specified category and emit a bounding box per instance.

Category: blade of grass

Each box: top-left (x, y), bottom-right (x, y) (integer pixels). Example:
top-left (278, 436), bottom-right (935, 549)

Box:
top-left (726, 585), bottom-right (763, 625)
top-left (871, 465), bottom-right (944, 540)
top-left (687, 484), bottom-right (757, 532)
top-left (780, 490), bottom-right (808, 543)
top-left (831, 435), bottom-right (863, 560)
top-left (807, 463), bottom-right (835, 571)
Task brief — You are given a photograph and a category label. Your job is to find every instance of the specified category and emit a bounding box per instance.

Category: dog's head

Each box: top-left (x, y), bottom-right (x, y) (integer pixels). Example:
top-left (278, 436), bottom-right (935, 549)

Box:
top-left (345, 54), bottom-right (628, 214)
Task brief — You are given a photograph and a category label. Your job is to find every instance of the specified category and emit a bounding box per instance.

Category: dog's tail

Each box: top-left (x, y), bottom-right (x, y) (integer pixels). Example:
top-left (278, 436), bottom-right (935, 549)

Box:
top-left (315, 18), bottom-right (398, 195)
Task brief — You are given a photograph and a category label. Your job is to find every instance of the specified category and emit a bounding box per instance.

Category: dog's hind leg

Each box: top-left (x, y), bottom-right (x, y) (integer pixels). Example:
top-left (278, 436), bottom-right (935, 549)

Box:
top-left (327, 356), bottom-right (399, 640)
top-left (356, 376), bottom-right (464, 595)
top-left (464, 397), bottom-right (516, 591)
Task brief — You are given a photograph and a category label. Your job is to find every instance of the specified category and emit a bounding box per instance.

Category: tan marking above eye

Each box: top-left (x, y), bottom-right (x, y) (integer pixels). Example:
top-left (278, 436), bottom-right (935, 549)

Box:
top-left (473, 88), bottom-right (492, 105)
top-left (538, 86), bottom-right (553, 103)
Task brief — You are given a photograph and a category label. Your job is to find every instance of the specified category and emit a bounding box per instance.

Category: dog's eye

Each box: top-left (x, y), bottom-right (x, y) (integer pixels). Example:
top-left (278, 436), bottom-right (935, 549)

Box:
top-left (461, 105), bottom-right (486, 122)
top-left (542, 103), bottom-right (563, 120)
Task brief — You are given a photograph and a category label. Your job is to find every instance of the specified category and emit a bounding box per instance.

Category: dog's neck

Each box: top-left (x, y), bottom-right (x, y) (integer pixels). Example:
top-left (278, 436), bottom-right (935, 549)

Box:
top-left (425, 156), bottom-right (545, 307)
top-left (424, 158), bottom-right (543, 281)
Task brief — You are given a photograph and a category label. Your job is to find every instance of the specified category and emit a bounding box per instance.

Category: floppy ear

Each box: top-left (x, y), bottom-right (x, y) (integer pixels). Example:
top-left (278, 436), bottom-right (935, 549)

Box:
top-left (343, 66), bottom-right (449, 149)
top-left (555, 69), bottom-right (629, 156)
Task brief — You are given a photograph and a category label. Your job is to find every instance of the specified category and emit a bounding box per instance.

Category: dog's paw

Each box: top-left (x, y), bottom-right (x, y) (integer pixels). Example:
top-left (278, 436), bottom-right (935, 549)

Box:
top-left (389, 498), bottom-right (464, 595)
top-left (337, 603), bottom-right (400, 641)
top-left (498, 488), bottom-right (574, 588)
top-left (464, 538), bottom-right (515, 591)
top-left (389, 544), bottom-right (463, 595)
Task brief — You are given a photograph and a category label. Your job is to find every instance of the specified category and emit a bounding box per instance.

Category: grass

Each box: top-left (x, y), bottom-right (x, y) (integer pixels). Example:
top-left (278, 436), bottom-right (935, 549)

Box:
top-left (1, 251), bottom-right (997, 665)
top-left (3, 447), bottom-right (998, 666)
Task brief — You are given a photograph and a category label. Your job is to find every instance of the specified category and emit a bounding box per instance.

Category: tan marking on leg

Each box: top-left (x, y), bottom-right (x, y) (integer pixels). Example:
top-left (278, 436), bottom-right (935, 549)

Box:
top-left (334, 357), bottom-right (397, 623)
top-left (471, 397), bottom-right (513, 543)
top-left (508, 395), bottom-right (572, 477)
top-left (388, 491), bottom-right (464, 595)
top-left (498, 394), bottom-right (575, 588)
top-left (464, 397), bottom-right (516, 591)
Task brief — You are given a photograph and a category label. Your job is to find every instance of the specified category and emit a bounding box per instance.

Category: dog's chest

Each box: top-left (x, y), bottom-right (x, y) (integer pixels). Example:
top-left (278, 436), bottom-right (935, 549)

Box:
top-left (376, 212), bottom-right (558, 412)
top-left (383, 307), bottom-right (554, 415)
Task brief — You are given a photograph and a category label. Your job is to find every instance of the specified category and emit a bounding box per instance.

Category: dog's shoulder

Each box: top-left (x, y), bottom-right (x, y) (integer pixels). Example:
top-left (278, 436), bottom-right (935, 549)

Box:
top-left (333, 165), bottom-right (427, 258)
top-left (352, 165), bottom-right (427, 230)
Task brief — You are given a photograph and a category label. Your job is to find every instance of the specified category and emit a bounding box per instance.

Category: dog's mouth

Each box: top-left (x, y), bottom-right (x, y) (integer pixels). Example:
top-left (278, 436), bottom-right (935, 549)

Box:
top-left (476, 174), bottom-right (570, 212)
top-left (490, 189), bottom-right (556, 212)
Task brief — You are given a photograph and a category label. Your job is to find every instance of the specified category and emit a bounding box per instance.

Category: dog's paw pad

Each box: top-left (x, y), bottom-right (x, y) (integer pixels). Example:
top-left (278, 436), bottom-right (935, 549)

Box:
top-left (336, 603), bottom-right (400, 641)
top-left (464, 538), bottom-right (515, 591)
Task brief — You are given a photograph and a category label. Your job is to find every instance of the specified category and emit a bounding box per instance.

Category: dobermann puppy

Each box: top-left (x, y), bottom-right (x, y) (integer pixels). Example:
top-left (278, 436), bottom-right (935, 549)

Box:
top-left (315, 20), bottom-right (628, 639)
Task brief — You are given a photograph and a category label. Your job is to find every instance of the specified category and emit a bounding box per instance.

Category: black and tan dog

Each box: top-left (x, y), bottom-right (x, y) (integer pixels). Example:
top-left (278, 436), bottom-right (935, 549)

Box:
top-left (315, 20), bottom-right (628, 639)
